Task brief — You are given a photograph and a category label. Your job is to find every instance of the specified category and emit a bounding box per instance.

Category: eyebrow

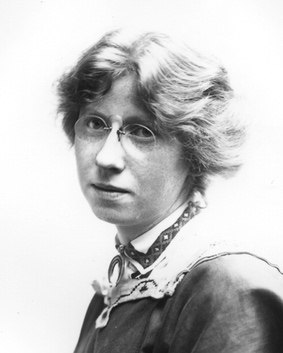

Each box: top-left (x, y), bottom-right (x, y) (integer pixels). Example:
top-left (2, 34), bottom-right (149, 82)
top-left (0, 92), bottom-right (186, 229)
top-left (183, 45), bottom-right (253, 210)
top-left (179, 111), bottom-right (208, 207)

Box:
top-left (81, 109), bottom-right (154, 126)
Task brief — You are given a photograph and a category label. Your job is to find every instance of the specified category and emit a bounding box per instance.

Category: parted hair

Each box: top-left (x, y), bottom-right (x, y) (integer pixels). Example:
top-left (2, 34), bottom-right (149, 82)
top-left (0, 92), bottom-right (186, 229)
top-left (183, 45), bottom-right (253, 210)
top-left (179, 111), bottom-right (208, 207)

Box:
top-left (57, 28), bottom-right (246, 194)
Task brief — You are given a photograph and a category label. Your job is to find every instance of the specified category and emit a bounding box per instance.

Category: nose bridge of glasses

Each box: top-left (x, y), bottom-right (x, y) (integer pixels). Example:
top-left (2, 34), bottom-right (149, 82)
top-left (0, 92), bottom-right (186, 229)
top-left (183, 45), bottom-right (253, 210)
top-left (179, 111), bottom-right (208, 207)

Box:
top-left (107, 115), bottom-right (125, 142)
top-left (99, 114), bottom-right (124, 146)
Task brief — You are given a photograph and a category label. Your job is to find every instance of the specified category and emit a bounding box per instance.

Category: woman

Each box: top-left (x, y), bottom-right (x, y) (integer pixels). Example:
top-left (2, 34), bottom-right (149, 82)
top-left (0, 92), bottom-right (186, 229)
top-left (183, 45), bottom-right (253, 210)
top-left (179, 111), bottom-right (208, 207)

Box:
top-left (57, 29), bottom-right (283, 352)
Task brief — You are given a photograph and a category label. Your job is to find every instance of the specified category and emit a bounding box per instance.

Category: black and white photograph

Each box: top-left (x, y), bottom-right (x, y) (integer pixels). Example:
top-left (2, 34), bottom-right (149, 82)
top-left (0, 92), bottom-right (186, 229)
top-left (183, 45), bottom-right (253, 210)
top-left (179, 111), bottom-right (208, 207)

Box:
top-left (1, 0), bottom-right (283, 352)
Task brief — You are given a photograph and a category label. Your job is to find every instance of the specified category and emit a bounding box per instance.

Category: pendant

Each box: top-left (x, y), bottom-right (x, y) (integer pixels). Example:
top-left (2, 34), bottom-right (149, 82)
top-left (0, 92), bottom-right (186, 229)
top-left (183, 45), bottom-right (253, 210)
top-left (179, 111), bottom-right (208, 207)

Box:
top-left (108, 254), bottom-right (125, 285)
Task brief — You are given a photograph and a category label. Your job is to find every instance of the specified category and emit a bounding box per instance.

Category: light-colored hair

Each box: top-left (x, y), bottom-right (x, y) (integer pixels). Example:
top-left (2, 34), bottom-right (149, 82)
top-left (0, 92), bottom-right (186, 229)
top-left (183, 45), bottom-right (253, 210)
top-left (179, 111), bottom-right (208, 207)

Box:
top-left (57, 29), bottom-right (246, 194)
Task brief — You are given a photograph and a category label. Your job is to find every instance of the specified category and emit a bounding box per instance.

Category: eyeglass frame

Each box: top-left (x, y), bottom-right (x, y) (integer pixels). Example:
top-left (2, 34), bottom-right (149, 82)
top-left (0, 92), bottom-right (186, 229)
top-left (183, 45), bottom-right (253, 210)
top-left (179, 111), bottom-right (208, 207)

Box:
top-left (74, 113), bottom-right (158, 150)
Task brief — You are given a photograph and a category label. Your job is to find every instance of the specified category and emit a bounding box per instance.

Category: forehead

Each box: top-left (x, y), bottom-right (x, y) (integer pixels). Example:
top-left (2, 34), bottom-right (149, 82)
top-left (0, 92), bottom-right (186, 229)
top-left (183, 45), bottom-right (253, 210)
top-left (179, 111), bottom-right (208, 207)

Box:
top-left (81, 75), bottom-right (151, 123)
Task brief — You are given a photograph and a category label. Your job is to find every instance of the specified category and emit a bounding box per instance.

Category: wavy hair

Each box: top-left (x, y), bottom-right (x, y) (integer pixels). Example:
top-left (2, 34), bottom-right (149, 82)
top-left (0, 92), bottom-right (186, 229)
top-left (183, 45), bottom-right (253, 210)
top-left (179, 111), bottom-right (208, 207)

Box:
top-left (56, 29), bottom-right (246, 194)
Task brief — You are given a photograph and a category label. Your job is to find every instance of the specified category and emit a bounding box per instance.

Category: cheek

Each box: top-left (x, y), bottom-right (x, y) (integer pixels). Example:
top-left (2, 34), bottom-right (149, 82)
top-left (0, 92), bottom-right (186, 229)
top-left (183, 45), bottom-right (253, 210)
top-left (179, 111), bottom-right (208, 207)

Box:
top-left (140, 151), bottom-right (188, 191)
top-left (75, 144), bottom-right (84, 172)
top-left (159, 145), bottom-right (187, 176)
top-left (74, 142), bottom-right (94, 181)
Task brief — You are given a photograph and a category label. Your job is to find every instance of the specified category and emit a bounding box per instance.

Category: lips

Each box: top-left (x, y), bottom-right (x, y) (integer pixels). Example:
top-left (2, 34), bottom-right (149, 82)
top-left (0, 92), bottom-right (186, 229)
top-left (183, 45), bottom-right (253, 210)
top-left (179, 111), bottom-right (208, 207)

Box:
top-left (93, 183), bottom-right (129, 193)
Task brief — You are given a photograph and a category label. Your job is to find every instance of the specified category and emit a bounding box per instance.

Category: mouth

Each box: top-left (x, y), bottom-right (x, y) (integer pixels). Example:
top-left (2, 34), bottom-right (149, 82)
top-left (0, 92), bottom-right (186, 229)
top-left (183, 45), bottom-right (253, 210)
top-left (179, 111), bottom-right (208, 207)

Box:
top-left (92, 183), bottom-right (129, 194)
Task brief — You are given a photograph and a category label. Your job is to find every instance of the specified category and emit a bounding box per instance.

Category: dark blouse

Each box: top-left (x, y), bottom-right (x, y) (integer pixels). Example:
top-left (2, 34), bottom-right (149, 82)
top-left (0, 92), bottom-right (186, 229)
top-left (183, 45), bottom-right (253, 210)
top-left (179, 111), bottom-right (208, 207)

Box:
top-left (74, 253), bottom-right (283, 353)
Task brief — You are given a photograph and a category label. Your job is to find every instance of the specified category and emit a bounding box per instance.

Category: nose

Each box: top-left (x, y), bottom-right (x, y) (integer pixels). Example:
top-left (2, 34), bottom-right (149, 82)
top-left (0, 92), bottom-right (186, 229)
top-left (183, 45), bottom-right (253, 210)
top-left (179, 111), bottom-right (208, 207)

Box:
top-left (95, 117), bottom-right (125, 171)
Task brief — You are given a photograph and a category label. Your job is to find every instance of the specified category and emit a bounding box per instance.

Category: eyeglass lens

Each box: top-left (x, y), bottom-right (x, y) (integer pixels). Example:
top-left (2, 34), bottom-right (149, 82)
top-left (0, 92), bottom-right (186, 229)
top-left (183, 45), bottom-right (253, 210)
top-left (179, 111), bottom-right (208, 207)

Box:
top-left (74, 116), bottom-right (156, 150)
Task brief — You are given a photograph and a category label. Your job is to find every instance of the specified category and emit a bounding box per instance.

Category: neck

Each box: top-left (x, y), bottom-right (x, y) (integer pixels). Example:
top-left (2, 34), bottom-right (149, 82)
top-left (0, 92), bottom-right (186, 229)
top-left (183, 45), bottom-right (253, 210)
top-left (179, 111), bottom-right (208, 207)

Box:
top-left (116, 200), bottom-right (188, 245)
top-left (116, 220), bottom-right (161, 245)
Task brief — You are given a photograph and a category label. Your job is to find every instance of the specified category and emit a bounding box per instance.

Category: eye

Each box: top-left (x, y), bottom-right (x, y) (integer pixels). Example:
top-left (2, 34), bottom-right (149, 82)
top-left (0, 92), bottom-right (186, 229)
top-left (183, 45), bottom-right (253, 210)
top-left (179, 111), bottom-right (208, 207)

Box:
top-left (85, 116), bottom-right (107, 131)
top-left (126, 124), bottom-right (155, 139)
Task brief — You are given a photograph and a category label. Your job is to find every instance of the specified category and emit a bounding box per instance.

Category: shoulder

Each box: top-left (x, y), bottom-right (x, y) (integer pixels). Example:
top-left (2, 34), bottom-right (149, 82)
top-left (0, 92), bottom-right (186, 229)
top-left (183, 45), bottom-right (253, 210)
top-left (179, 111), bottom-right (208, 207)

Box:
top-left (183, 252), bottom-right (282, 285)
top-left (76, 293), bottom-right (105, 342)
top-left (165, 253), bottom-right (283, 351)
top-left (176, 253), bottom-right (283, 304)
top-left (171, 253), bottom-right (283, 329)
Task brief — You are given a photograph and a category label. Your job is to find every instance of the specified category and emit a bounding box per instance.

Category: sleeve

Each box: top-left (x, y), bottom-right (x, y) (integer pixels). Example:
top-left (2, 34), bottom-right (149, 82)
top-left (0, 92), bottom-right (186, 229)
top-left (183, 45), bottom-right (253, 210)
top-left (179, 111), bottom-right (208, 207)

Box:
top-left (167, 254), bottom-right (283, 353)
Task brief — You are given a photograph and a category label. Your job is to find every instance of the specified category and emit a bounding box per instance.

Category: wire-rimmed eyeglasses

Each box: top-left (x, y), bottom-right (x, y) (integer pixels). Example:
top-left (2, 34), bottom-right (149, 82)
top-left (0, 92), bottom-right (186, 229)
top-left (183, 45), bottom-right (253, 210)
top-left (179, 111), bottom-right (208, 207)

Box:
top-left (74, 115), bottom-right (157, 151)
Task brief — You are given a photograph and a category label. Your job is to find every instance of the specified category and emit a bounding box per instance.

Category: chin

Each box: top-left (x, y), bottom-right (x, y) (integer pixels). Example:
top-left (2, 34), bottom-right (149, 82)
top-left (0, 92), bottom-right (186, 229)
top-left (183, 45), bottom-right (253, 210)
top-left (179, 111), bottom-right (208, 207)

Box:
top-left (90, 205), bottom-right (130, 226)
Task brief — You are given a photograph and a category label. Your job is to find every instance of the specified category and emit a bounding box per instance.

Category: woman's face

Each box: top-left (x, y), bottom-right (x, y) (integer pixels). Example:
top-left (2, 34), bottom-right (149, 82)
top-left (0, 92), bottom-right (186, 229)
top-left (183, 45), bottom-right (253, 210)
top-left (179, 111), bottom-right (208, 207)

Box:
top-left (75, 75), bottom-right (189, 242)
